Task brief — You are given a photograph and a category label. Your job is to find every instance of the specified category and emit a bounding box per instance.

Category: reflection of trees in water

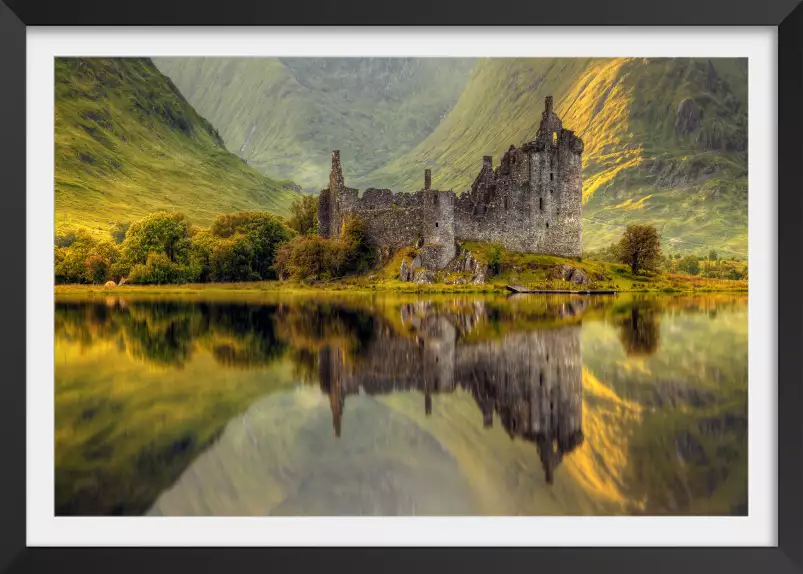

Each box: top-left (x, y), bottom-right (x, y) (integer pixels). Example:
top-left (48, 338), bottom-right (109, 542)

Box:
top-left (124, 302), bottom-right (202, 367)
top-left (617, 301), bottom-right (661, 357)
top-left (201, 304), bottom-right (287, 368)
top-left (55, 293), bottom-right (747, 514)
top-left (55, 300), bottom-right (287, 369)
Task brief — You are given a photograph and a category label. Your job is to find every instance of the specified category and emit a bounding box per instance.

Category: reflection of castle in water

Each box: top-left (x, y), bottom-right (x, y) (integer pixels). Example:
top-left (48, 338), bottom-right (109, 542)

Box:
top-left (318, 302), bottom-right (584, 484)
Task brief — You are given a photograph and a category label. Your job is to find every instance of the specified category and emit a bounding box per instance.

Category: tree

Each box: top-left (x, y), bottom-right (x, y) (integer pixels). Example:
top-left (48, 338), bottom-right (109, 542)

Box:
top-left (708, 249), bottom-right (718, 261)
top-left (210, 211), bottom-right (295, 279)
top-left (339, 215), bottom-right (376, 274)
top-left (122, 211), bottom-right (194, 265)
top-left (209, 235), bottom-right (259, 282)
top-left (287, 195), bottom-right (319, 236)
top-left (617, 224), bottom-right (662, 275)
top-left (677, 255), bottom-right (701, 275)
top-left (54, 229), bottom-right (121, 284)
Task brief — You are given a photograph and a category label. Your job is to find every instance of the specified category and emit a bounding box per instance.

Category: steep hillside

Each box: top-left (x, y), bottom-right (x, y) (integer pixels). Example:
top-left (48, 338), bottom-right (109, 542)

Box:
top-left (55, 58), bottom-right (300, 234)
top-left (356, 58), bottom-right (748, 256)
top-left (153, 57), bottom-right (475, 190)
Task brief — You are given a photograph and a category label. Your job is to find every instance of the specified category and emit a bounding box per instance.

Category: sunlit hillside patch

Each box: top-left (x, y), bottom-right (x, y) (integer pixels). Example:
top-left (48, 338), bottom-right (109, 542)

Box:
top-left (348, 57), bottom-right (745, 255)
top-left (55, 58), bottom-right (299, 236)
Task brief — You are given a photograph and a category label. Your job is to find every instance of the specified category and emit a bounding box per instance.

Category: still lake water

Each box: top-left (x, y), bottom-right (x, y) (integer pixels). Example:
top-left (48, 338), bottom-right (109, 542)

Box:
top-left (55, 292), bottom-right (747, 516)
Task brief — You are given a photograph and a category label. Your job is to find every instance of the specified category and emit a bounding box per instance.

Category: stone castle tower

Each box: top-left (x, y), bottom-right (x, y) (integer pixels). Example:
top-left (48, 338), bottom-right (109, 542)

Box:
top-left (318, 96), bottom-right (584, 266)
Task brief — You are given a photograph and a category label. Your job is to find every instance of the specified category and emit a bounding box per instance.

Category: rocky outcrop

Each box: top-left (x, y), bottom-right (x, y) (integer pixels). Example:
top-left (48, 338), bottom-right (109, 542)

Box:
top-left (413, 269), bottom-right (436, 284)
top-left (443, 248), bottom-right (491, 284)
top-left (674, 98), bottom-right (703, 135)
top-left (399, 259), bottom-right (411, 282)
top-left (551, 263), bottom-right (588, 285)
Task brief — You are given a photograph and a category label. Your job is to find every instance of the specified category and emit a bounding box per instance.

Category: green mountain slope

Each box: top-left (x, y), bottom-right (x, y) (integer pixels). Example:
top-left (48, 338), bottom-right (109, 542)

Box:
top-left (153, 57), bottom-right (475, 190)
top-left (355, 58), bottom-right (747, 256)
top-left (56, 58), bottom-right (300, 234)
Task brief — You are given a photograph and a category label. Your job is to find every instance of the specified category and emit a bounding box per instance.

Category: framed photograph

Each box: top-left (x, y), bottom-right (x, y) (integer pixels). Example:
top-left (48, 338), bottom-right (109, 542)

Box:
top-left (1, 0), bottom-right (800, 572)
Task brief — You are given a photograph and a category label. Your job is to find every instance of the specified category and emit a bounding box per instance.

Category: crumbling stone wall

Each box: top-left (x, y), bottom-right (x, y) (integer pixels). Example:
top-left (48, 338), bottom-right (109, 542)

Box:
top-left (454, 97), bottom-right (583, 257)
top-left (318, 96), bottom-right (583, 268)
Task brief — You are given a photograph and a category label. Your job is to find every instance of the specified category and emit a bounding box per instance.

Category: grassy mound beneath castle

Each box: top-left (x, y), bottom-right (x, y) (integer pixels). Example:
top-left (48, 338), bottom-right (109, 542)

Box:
top-left (56, 240), bottom-right (747, 295)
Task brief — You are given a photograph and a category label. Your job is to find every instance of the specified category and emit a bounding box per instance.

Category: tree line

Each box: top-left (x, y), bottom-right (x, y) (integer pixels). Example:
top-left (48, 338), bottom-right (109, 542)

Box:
top-left (590, 224), bottom-right (748, 280)
top-left (55, 195), bottom-right (375, 285)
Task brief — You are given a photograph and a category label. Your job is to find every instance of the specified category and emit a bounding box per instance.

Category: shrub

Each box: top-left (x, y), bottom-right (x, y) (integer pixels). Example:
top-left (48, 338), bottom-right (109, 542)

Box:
top-left (677, 255), bottom-right (701, 275)
top-left (275, 215), bottom-right (374, 281)
top-left (275, 235), bottom-right (344, 281)
top-left (55, 225), bottom-right (80, 248)
top-left (726, 268), bottom-right (743, 280)
top-left (54, 230), bottom-right (121, 284)
top-left (128, 252), bottom-right (198, 285)
top-left (488, 244), bottom-right (503, 275)
top-left (339, 215), bottom-right (376, 274)
top-left (287, 195), bottom-right (319, 236)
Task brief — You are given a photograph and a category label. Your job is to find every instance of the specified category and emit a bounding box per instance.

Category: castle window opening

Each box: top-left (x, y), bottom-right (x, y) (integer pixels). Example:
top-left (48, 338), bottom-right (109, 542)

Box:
top-left (539, 197), bottom-right (543, 211)
top-left (503, 197), bottom-right (508, 209)
top-left (552, 132), bottom-right (557, 146)
top-left (550, 172), bottom-right (554, 181)
top-left (435, 222), bottom-right (439, 228)
top-left (546, 222), bottom-right (549, 228)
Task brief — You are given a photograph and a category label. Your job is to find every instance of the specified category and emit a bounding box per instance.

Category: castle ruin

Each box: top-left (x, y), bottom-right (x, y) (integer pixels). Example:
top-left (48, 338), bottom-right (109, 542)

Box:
top-left (318, 96), bottom-right (584, 268)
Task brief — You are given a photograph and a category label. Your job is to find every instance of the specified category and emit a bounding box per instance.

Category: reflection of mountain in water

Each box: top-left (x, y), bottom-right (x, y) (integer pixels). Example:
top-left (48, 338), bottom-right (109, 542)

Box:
top-left (55, 293), bottom-right (749, 516)
top-left (318, 301), bottom-right (584, 484)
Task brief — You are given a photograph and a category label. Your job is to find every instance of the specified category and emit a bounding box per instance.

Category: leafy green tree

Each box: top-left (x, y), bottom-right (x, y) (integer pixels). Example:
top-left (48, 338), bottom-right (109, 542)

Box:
top-left (55, 230), bottom-right (121, 284)
top-left (122, 212), bottom-right (194, 265)
top-left (708, 249), bottom-right (718, 261)
top-left (287, 195), bottom-right (319, 236)
top-left (339, 215), bottom-right (376, 274)
top-left (617, 224), bottom-right (662, 274)
top-left (726, 268), bottom-right (743, 280)
top-left (210, 212), bottom-right (294, 279)
top-left (128, 252), bottom-right (196, 285)
top-left (188, 229), bottom-right (218, 283)
top-left (210, 235), bottom-right (260, 282)
top-left (55, 225), bottom-right (80, 248)
top-left (83, 240), bottom-right (121, 284)
top-left (274, 235), bottom-right (342, 281)
top-left (677, 255), bottom-right (701, 275)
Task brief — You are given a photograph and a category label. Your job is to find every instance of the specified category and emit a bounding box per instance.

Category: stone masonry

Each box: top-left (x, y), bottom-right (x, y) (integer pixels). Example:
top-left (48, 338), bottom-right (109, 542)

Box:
top-left (318, 96), bottom-right (584, 268)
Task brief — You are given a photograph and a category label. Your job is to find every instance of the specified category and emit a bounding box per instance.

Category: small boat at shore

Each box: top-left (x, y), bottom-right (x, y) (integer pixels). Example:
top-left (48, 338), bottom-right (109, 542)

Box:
top-left (505, 284), bottom-right (617, 295)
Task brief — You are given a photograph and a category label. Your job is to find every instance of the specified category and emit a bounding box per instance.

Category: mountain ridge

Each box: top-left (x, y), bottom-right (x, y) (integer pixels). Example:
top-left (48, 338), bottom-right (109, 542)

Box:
top-left (152, 57), bottom-right (476, 190)
top-left (154, 57), bottom-right (748, 255)
top-left (55, 57), bottom-right (300, 235)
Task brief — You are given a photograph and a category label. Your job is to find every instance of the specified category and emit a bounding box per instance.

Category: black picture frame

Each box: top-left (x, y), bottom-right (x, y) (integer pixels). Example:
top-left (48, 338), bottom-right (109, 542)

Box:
top-left (0, 1), bottom-right (799, 572)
